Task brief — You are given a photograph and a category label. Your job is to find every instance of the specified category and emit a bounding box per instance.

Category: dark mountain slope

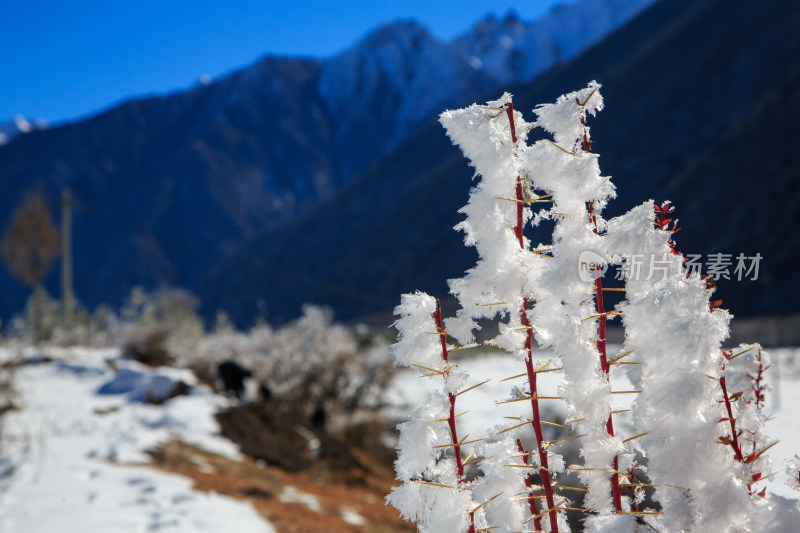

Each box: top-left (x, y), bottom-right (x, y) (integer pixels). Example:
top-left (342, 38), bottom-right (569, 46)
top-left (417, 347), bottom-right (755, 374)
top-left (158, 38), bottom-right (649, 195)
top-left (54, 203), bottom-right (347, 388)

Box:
top-left (666, 63), bottom-right (800, 315)
top-left (206, 0), bottom-right (800, 324)
top-left (0, 58), bottom-right (335, 313)
top-left (0, 0), bottom-right (650, 320)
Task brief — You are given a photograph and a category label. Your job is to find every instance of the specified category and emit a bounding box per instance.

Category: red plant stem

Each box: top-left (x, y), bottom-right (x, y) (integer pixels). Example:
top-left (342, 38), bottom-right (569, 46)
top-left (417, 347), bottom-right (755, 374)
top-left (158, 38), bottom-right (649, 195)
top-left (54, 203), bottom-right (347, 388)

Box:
top-left (517, 439), bottom-right (543, 532)
top-left (433, 300), bottom-right (476, 533)
top-left (432, 301), bottom-right (466, 480)
top-left (506, 102), bottom-right (559, 533)
top-left (719, 374), bottom-right (745, 463)
top-left (727, 346), bottom-right (768, 495)
top-left (751, 347), bottom-right (766, 409)
top-left (588, 202), bottom-right (623, 513)
top-left (515, 179), bottom-right (525, 247)
top-left (524, 344), bottom-right (559, 533)
top-left (626, 468), bottom-right (641, 512)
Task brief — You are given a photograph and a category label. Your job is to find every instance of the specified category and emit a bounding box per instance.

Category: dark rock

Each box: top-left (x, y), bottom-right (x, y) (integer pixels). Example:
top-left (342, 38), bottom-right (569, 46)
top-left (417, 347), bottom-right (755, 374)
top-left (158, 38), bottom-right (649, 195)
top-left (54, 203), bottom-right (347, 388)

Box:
top-left (216, 360), bottom-right (252, 401)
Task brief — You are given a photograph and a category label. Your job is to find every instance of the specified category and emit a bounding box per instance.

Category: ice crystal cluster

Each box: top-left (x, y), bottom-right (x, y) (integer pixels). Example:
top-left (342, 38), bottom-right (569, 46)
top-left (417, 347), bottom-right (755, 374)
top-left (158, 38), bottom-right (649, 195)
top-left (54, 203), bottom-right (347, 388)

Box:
top-left (387, 83), bottom-right (800, 532)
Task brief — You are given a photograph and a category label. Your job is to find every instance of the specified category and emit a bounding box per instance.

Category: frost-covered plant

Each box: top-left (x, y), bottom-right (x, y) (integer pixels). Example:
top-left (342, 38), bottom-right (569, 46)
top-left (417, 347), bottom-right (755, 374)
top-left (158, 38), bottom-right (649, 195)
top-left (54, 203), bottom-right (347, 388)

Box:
top-left (786, 455), bottom-right (800, 492)
top-left (5, 289), bottom-right (63, 343)
top-left (3, 290), bottom-right (116, 346)
top-left (189, 305), bottom-right (393, 432)
top-left (388, 83), bottom-right (799, 532)
top-left (387, 293), bottom-right (487, 532)
top-left (120, 287), bottom-right (205, 357)
top-left (3, 285), bottom-right (206, 350)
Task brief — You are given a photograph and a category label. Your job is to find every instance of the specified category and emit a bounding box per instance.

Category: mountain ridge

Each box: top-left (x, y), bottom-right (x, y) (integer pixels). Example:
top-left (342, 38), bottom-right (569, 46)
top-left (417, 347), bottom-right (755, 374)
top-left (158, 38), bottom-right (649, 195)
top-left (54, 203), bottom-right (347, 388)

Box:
top-left (0, 0), bottom-right (666, 323)
top-left (204, 0), bottom-right (800, 325)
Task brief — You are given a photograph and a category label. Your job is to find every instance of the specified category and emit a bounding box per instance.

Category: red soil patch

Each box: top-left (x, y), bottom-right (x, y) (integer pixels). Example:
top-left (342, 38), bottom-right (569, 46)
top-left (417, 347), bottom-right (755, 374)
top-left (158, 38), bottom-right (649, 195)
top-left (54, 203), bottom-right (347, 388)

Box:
top-left (148, 439), bottom-right (414, 533)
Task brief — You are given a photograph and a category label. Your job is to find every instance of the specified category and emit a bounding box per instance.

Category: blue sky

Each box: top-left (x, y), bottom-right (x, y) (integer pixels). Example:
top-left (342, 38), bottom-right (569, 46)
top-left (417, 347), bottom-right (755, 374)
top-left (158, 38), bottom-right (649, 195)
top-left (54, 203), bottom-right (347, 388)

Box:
top-left (0, 1), bottom-right (569, 125)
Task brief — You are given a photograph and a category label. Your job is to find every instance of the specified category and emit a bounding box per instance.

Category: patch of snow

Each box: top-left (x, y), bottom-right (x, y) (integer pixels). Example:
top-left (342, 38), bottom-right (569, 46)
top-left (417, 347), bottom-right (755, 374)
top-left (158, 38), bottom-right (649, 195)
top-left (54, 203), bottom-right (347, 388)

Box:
top-left (1, 462), bottom-right (273, 533)
top-left (0, 114), bottom-right (47, 145)
top-left (765, 354), bottom-right (800, 497)
top-left (97, 358), bottom-right (196, 404)
top-left (341, 507), bottom-right (366, 526)
top-left (13, 115), bottom-right (32, 133)
top-left (0, 347), bottom-right (274, 532)
top-left (278, 486), bottom-right (322, 512)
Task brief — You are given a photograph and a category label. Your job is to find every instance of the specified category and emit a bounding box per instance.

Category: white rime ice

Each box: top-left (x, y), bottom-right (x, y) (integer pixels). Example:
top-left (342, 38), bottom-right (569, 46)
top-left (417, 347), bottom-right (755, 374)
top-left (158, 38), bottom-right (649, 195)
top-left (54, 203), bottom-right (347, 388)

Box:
top-left (391, 292), bottom-right (446, 372)
top-left (387, 292), bottom-right (486, 533)
top-left (608, 201), bottom-right (745, 531)
top-left (440, 91), bottom-right (571, 532)
top-left (786, 455), bottom-right (800, 492)
top-left (388, 83), bottom-right (799, 532)
top-left (522, 82), bottom-right (628, 519)
top-left (439, 92), bottom-right (536, 351)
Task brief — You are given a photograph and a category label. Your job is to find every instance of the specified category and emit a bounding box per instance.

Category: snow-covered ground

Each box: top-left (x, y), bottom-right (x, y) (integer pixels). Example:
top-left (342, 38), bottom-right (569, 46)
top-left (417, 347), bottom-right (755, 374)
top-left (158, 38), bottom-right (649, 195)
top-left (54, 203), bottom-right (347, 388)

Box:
top-left (1, 344), bottom-right (797, 531)
top-left (763, 348), bottom-right (800, 497)
top-left (0, 347), bottom-right (275, 533)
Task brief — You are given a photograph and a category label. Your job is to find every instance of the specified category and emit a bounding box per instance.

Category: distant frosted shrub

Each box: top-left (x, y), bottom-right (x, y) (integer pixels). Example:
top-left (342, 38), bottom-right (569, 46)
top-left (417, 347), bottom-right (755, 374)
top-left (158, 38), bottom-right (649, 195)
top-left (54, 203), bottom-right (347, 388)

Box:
top-left (189, 305), bottom-right (392, 432)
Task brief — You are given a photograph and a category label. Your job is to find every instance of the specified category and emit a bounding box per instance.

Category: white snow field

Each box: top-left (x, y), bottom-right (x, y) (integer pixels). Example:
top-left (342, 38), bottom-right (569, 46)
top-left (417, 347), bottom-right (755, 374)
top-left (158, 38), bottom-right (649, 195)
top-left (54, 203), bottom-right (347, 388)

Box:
top-left (764, 348), bottom-right (800, 497)
top-left (0, 347), bottom-right (275, 533)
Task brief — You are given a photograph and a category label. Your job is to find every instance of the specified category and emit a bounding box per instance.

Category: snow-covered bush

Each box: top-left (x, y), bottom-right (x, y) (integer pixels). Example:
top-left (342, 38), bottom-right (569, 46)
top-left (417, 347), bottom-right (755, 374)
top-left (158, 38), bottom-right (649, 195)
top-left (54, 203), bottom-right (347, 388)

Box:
top-left (187, 305), bottom-right (393, 433)
top-left (2, 286), bottom-right (200, 349)
top-left (120, 287), bottom-right (205, 361)
top-left (388, 83), bottom-right (800, 532)
top-left (0, 357), bottom-right (14, 424)
top-left (5, 289), bottom-right (63, 343)
top-left (3, 290), bottom-right (115, 346)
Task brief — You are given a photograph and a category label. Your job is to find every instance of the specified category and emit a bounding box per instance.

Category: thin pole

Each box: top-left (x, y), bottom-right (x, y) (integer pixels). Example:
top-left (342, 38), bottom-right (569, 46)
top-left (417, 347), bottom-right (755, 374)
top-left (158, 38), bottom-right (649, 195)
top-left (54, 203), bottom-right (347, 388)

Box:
top-left (61, 188), bottom-right (74, 325)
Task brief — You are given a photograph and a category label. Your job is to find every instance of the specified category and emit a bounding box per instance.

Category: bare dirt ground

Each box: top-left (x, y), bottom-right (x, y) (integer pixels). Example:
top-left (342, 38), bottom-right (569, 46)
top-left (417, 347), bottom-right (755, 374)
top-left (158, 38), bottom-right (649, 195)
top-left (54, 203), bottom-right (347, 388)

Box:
top-left (148, 439), bottom-right (414, 533)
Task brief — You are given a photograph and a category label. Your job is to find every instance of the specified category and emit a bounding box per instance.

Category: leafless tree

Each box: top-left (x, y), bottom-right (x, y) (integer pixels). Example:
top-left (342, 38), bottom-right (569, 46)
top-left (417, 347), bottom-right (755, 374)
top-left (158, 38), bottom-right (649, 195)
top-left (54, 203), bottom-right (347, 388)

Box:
top-left (1, 191), bottom-right (60, 343)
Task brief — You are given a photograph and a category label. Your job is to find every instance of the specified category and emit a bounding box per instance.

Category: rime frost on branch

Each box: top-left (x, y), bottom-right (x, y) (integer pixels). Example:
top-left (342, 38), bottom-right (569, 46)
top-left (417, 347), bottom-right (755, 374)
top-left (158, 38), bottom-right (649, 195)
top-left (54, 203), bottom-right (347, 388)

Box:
top-left (522, 82), bottom-right (630, 521)
top-left (387, 292), bottom-right (486, 533)
top-left (388, 83), bottom-right (798, 533)
top-left (439, 93), bottom-right (538, 350)
top-left (786, 455), bottom-right (800, 492)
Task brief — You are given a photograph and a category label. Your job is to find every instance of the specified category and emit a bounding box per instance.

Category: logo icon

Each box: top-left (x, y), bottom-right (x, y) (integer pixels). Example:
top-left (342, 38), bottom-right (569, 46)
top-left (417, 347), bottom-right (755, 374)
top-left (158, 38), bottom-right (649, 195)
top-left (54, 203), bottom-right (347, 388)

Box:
top-left (578, 251), bottom-right (608, 282)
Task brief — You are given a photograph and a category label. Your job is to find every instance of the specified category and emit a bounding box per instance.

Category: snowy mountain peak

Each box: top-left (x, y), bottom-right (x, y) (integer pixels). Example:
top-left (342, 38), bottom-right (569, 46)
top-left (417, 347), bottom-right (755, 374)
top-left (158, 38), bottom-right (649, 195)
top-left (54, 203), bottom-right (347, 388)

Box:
top-left (360, 19), bottom-right (437, 49)
top-left (318, 18), bottom-right (457, 140)
top-left (0, 115), bottom-right (47, 145)
top-left (452, 0), bottom-right (654, 83)
top-left (318, 0), bottom-right (656, 173)
top-left (473, 10), bottom-right (525, 35)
